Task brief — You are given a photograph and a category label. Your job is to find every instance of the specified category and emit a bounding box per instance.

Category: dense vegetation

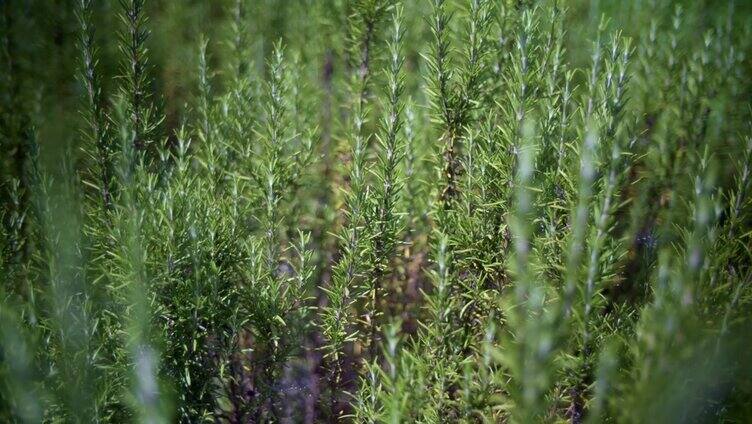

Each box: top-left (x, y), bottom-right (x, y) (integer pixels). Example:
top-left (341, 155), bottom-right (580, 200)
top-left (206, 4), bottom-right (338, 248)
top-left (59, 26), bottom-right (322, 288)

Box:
top-left (1, 0), bottom-right (751, 422)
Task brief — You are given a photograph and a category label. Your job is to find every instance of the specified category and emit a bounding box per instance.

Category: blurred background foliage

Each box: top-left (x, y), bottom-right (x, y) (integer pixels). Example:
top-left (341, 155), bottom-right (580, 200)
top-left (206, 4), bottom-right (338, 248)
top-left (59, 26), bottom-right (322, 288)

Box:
top-left (4, 0), bottom-right (751, 172)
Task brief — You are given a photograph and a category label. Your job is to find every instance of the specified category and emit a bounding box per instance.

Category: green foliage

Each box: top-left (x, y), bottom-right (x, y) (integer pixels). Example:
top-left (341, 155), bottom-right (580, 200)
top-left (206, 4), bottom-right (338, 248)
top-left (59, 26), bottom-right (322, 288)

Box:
top-left (1, 0), bottom-right (752, 422)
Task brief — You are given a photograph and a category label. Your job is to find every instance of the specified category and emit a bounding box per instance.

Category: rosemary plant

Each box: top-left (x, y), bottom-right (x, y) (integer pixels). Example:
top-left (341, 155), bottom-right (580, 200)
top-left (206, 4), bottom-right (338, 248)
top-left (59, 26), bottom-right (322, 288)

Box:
top-left (1, 0), bottom-right (751, 422)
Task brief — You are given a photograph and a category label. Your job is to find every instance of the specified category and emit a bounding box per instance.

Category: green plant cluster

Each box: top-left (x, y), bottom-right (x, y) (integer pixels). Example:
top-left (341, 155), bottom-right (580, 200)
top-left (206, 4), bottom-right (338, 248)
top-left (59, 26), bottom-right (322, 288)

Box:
top-left (1, 0), bottom-right (752, 422)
